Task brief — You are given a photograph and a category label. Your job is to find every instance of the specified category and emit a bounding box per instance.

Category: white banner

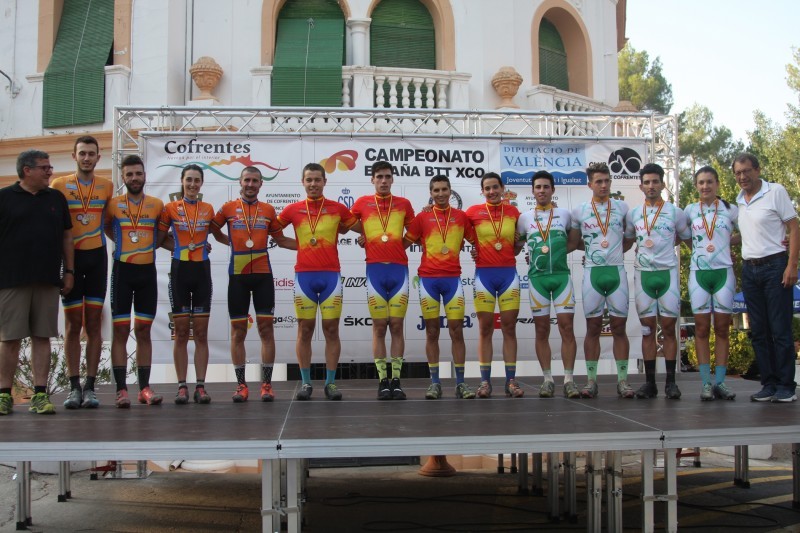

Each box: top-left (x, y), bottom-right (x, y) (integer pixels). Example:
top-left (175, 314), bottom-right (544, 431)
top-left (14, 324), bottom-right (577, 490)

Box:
top-left (141, 135), bottom-right (650, 366)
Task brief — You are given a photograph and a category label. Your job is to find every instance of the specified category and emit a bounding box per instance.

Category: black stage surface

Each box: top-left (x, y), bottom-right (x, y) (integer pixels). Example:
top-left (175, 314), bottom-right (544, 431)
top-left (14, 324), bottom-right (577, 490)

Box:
top-left (1, 374), bottom-right (798, 462)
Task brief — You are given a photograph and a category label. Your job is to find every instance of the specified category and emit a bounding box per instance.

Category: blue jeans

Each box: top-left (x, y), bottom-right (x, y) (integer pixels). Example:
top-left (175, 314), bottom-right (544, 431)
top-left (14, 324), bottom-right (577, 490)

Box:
top-left (742, 254), bottom-right (796, 393)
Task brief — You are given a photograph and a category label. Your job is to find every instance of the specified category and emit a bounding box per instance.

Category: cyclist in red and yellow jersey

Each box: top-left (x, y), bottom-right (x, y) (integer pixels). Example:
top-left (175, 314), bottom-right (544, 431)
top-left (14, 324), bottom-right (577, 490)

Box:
top-left (157, 165), bottom-right (215, 405)
top-left (210, 166), bottom-right (296, 403)
top-left (276, 163), bottom-right (357, 401)
top-left (50, 136), bottom-right (112, 409)
top-left (465, 172), bottom-right (523, 399)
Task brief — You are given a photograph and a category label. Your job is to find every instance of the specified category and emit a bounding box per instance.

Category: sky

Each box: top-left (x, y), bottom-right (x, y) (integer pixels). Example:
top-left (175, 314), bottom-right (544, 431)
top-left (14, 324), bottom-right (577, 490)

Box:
top-left (625, 0), bottom-right (798, 143)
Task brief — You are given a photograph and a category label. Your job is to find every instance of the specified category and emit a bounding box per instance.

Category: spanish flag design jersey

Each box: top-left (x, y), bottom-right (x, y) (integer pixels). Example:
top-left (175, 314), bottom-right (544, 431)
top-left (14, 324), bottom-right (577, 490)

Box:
top-left (351, 194), bottom-right (415, 265)
top-left (212, 199), bottom-right (283, 275)
top-left (277, 197), bottom-right (357, 272)
top-left (465, 202), bottom-right (520, 268)
top-left (50, 174), bottom-right (113, 250)
top-left (405, 207), bottom-right (475, 277)
top-left (158, 198), bottom-right (215, 261)
top-left (105, 194), bottom-right (164, 264)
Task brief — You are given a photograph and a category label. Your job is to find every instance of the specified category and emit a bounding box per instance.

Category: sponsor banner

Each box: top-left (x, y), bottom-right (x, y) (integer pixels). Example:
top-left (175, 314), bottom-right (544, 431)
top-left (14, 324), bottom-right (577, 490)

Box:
top-left (137, 134), bottom-right (645, 364)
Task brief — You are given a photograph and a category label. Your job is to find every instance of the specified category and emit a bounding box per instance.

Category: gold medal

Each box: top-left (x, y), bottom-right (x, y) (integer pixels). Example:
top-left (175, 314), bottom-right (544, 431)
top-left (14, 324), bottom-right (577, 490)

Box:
top-left (305, 197), bottom-right (324, 248)
top-left (441, 245), bottom-right (449, 254)
top-left (494, 242), bottom-right (502, 251)
top-left (485, 201), bottom-right (505, 253)
top-left (541, 245), bottom-right (550, 254)
top-left (706, 244), bottom-right (715, 252)
top-left (381, 234), bottom-right (389, 243)
top-left (310, 237), bottom-right (318, 246)
top-left (433, 206), bottom-right (452, 257)
top-left (375, 195), bottom-right (393, 246)
top-left (534, 205), bottom-right (554, 259)
top-left (601, 239), bottom-right (609, 248)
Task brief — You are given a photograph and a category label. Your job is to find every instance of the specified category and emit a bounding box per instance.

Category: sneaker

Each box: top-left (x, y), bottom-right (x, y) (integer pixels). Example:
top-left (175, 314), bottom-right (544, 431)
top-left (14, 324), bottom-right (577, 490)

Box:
top-left (455, 382), bottom-right (476, 399)
top-left (295, 383), bottom-right (313, 401)
top-left (63, 388), bottom-right (82, 409)
top-left (174, 386), bottom-right (190, 405)
top-left (700, 382), bottom-right (715, 401)
top-left (81, 388), bottom-right (100, 408)
top-left (539, 380), bottom-right (555, 398)
top-left (194, 387), bottom-right (212, 404)
top-left (425, 382), bottom-right (442, 400)
top-left (476, 381), bottom-right (492, 398)
top-left (137, 386), bottom-right (163, 405)
top-left (713, 382), bottom-right (736, 401)
top-left (377, 378), bottom-right (392, 400)
top-left (505, 379), bottom-right (524, 398)
top-left (390, 378), bottom-right (406, 400)
top-left (664, 381), bottom-right (682, 400)
top-left (635, 382), bottom-right (658, 399)
top-left (617, 380), bottom-right (635, 399)
top-left (29, 392), bottom-right (55, 415)
top-left (771, 389), bottom-right (798, 403)
top-left (563, 381), bottom-right (580, 399)
top-left (115, 389), bottom-right (131, 408)
top-left (324, 383), bottom-right (342, 401)
top-left (0, 392), bottom-right (13, 415)
top-left (750, 385), bottom-right (776, 402)
top-left (580, 381), bottom-right (598, 399)
top-left (260, 382), bottom-right (275, 402)
top-left (232, 384), bottom-right (249, 403)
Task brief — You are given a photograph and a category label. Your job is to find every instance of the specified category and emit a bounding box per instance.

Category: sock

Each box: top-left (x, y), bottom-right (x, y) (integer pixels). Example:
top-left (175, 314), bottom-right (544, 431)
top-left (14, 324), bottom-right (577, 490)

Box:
top-left (178, 381), bottom-right (187, 389)
top-left (34, 385), bottom-right (47, 394)
top-left (374, 358), bottom-right (388, 380)
top-left (428, 363), bottom-right (440, 384)
top-left (479, 363), bottom-right (491, 382)
top-left (261, 364), bottom-right (273, 384)
top-left (137, 366), bottom-right (151, 389)
top-left (84, 375), bottom-right (96, 391)
top-left (665, 360), bottom-right (676, 383)
top-left (644, 360), bottom-right (656, 384)
top-left (196, 379), bottom-right (205, 389)
top-left (113, 366), bottom-right (127, 391)
top-left (564, 370), bottom-right (574, 384)
top-left (505, 362), bottom-right (516, 381)
top-left (715, 364), bottom-right (727, 384)
top-left (234, 364), bottom-right (246, 385)
top-left (615, 359), bottom-right (629, 381)
top-left (543, 369), bottom-right (554, 383)
top-left (300, 367), bottom-right (311, 385)
top-left (325, 369), bottom-right (336, 386)
top-left (454, 363), bottom-right (465, 384)
top-left (586, 361), bottom-right (598, 382)
top-left (390, 356), bottom-right (403, 379)
top-left (69, 375), bottom-right (81, 391)
top-left (0, 388), bottom-right (11, 395)
top-left (699, 363), bottom-right (711, 385)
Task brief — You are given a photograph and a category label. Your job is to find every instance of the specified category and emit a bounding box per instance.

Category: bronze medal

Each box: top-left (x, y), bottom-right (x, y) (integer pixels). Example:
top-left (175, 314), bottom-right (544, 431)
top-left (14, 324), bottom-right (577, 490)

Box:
top-left (441, 245), bottom-right (449, 255)
top-left (245, 239), bottom-right (254, 249)
top-left (494, 242), bottom-right (502, 251)
top-left (601, 239), bottom-right (609, 249)
top-left (541, 245), bottom-right (550, 254)
top-left (706, 244), bottom-right (715, 252)
top-left (644, 239), bottom-right (654, 248)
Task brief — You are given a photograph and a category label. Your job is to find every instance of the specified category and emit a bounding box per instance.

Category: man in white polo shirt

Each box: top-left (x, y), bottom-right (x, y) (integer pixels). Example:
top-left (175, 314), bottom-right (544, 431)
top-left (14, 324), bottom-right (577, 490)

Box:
top-left (734, 153), bottom-right (799, 403)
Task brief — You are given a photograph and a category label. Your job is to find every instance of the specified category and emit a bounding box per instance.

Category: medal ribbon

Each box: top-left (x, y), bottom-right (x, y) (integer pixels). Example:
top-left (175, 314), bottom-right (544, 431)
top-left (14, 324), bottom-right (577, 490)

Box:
top-left (485, 202), bottom-right (505, 245)
top-left (180, 198), bottom-right (200, 244)
top-left (535, 204), bottom-right (554, 246)
top-left (305, 197), bottom-right (325, 240)
top-left (125, 194), bottom-right (145, 234)
top-left (433, 206), bottom-right (451, 249)
top-left (75, 177), bottom-right (96, 218)
top-left (591, 199), bottom-right (612, 240)
top-left (238, 198), bottom-right (257, 242)
top-left (643, 201), bottom-right (664, 237)
top-left (375, 194), bottom-right (393, 238)
top-left (701, 200), bottom-right (719, 242)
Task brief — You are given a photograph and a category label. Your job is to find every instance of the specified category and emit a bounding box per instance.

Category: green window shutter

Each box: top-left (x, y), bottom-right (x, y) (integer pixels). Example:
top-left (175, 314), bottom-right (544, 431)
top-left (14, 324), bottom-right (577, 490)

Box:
top-left (272, 0), bottom-right (344, 107)
top-left (539, 19), bottom-right (568, 91)
top-left (370, 0), bottom-right (435, 69)
top-left (43, 0), bottom-right (114, 128)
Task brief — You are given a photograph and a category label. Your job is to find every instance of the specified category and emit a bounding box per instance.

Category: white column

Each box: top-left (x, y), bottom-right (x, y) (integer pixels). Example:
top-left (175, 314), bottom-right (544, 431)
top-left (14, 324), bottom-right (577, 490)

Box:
top-left (250, 66), bottom-right (273, 106)
top-left (347, 18), bottom-right (371, 67)
top-left (104, 65), bottom-right (131, 128)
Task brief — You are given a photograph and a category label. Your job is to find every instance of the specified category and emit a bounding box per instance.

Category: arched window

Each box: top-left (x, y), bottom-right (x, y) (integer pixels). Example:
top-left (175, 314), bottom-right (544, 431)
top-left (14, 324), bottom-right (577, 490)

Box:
top-left (271, 0), bottom-right (345, 106)
top-left (370, 0), bottom-right (435, 69)
top-left (538, 18), bottom-right (568, 91)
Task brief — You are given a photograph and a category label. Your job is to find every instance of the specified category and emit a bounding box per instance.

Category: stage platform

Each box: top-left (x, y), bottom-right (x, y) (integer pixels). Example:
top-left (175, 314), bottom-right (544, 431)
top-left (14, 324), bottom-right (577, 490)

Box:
top-left (2, 374), bottom-right (799, 532)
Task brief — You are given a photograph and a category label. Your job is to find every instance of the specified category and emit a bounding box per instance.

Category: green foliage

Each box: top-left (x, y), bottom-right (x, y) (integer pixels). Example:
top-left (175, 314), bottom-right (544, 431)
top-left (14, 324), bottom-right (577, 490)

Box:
top-left (793, 316), bottom-right (800, 342)
top-left (685, 329), bottom-right (755, 375)
top-left (618, 43), bottom-right (673, 114)
top-left (678, 104), bottom-right (743, 176)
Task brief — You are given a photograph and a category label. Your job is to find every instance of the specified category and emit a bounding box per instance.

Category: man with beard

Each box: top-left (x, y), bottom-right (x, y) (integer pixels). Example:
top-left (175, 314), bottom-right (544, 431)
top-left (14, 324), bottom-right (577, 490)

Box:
top-left (103, 155), bottom-right (165, 407)
top-left (50, 136), bottom-right (113, 409)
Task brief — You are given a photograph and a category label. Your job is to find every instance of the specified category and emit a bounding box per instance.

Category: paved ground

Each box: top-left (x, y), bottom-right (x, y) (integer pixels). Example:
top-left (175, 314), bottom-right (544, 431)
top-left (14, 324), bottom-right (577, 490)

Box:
top-left (1, 448), bottom-right (799, 532)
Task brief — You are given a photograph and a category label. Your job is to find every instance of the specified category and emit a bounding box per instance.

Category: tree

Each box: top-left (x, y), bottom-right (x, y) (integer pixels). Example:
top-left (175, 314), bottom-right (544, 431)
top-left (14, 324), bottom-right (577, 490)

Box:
top-left (678, 104), bottom-right (741, 176)
top-left (618, 43), bottom-right (673, 114)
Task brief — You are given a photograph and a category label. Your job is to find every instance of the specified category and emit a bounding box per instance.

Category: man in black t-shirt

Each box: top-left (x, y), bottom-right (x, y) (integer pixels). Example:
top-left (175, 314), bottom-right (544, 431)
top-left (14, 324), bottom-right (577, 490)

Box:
top-left (0, 150), bottom-right (74, 415)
